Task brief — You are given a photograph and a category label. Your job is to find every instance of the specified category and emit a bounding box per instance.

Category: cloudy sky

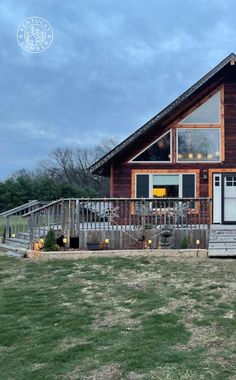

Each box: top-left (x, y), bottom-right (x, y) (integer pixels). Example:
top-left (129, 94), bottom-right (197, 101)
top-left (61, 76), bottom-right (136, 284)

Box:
top-left (0, 0), bottom-right (236, 178)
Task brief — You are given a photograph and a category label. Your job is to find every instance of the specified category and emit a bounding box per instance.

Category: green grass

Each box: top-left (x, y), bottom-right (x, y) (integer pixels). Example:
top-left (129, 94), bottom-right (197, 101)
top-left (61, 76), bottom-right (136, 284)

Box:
top-left (0, 254), bottom-right (235, 380)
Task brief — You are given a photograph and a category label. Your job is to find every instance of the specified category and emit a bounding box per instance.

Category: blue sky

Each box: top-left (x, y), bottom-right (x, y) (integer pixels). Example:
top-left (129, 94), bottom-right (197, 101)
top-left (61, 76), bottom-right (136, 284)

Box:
top-left (1, 0), bottom-right (236, 179)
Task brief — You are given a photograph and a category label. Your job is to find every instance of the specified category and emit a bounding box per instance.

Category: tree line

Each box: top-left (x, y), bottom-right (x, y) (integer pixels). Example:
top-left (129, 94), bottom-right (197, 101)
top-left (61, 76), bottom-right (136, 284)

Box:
top-left (0, 138), bottom-right (117, 213)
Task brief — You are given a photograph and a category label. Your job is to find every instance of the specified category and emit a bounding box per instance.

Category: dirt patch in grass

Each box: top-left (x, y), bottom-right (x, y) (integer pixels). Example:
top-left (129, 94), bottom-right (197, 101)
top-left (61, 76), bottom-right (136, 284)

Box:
top-left (58, 337), bottom-right (90, 350)
top-left (84, 364), bottom-right (122, 380)
top-left (92, 306), bottom-right (139, 329)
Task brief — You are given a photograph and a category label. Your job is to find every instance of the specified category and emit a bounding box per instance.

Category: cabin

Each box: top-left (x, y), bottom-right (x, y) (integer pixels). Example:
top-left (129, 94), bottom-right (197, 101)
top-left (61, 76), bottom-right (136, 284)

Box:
top-left (90, 52), bottom-right (236, 225)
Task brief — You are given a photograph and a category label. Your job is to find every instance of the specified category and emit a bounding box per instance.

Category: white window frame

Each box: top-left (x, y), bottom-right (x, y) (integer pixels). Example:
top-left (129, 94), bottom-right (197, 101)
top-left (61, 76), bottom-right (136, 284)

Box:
top-left (176, 128), bottom-right (221, 163)
top-left (135, 173), bottom-right (196, 198)
top-left (179, 90), bottom-right (221, 125)
top-left (129, 130), bottom-right (172, 164)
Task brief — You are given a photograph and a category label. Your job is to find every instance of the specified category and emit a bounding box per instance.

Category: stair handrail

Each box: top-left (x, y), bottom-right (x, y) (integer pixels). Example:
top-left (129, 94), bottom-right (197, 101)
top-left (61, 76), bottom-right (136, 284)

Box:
top-left (0, 200), bottom-right (49, 218)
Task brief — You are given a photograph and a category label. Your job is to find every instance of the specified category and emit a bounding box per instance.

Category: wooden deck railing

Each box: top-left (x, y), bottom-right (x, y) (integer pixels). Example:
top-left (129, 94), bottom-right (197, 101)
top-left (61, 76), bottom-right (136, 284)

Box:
top-left (2, 197), bottom-right (211, 249)
top-left (21, 197), bottom-right (211, 242)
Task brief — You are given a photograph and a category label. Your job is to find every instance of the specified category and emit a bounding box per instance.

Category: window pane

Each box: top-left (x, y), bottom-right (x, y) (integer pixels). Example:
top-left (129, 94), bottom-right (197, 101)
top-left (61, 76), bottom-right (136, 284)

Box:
top-left (177, 129), bottom-right (220, 162)
top-left (153, 175), bottom-right (179, 198)
top-left (136, 175), bottom-right (149, 197)
top-left (180, 91), bottom-right (220, 124)
top-left (182, 174), bottom-right (195, 197)
top-left (153, 175), bottom-right (179, 185)
top-left (132, 131), bottom-right (170, 162)
top-left (153, 185), bottom-right (179, 198)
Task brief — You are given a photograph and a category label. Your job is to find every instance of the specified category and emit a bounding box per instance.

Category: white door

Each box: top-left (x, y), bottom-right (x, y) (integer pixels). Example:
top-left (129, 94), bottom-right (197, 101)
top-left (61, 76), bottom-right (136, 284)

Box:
top-left (224, 175), bottom-right (236, 222)
top-left (213, 174), bottom-right (221, 223)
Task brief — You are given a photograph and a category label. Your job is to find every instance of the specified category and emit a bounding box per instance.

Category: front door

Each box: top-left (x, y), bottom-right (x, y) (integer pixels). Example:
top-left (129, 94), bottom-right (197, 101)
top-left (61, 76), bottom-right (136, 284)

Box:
top-left (223, 174), bottom-right (236, 223)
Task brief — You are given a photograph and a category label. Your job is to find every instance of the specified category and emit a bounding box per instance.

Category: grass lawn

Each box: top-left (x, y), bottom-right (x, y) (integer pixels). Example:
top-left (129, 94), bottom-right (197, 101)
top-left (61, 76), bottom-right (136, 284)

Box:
top-left (0, 254), bottom-right (235, 380)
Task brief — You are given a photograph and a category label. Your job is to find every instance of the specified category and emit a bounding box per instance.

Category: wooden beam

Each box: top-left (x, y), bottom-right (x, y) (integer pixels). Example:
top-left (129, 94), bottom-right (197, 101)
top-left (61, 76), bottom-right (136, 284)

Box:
top-left (110, 163), bottom-right (114, 197)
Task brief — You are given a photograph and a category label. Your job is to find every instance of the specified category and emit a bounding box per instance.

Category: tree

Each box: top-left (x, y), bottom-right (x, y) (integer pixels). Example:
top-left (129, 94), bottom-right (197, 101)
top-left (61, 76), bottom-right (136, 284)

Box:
top-left (39, 138), bottom-right (118, 196)
top-left (0, 138), bottom-right (119, 213)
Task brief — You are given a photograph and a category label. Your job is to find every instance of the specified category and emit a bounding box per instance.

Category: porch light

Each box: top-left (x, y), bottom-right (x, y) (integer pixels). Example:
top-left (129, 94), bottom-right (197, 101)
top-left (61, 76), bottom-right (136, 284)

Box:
top-left (203, 170), bottom-right (208, 180)
top-left (63, 237), bottom-right (67, 244)
top-left (105, 238), bottom-right (109, 250)
top-left (188, 153), bottom-right (193, 159)
top-left (148, 239), bottom-right (152, 245)
top-left (11, 233), bottom-right (16, 238)
top-left (40, 238), bottom-right (44, 244)
top-left (196, 239), bottom-right (200, 257)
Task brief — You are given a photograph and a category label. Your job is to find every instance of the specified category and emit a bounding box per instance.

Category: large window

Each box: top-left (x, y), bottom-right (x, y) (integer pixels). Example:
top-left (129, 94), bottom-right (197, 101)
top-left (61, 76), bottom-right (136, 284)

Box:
top-left (136, 173), bottom-right (196, 198)
top-left (131, 131), bottom-right (171, 162)
top-left (153, 175), bottom-right (179, 197)
top-left (180, 91), bottom-right (220, 124)
top-left (177, 128), bottom-right (221, 162)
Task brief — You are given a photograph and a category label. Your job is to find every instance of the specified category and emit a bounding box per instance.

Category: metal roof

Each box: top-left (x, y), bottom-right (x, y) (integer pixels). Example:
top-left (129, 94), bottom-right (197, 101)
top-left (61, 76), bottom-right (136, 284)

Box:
top-left (89, 52), bottom-right (236, 174)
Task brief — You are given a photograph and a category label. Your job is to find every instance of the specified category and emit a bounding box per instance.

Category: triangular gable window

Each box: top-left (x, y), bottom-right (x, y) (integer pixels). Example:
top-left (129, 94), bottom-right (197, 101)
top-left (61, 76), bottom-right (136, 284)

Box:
top-left (131, 131), bottom-right (171, 162)
top-left (180, 91), bottom-right (220, 124)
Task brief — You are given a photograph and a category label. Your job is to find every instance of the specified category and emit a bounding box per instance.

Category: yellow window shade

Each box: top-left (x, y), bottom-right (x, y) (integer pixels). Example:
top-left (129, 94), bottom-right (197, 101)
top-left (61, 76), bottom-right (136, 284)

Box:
top-left (153, 188), bottom-right (167, 197)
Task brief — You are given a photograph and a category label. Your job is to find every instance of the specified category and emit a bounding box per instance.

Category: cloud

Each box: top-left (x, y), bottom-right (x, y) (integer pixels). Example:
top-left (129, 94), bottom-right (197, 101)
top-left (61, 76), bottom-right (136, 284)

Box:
top-left (0, 0), bottom-right (236, 179)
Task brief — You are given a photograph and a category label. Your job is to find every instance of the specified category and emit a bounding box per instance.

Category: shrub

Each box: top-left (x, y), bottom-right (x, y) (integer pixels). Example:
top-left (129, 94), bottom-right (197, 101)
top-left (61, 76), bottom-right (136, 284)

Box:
top-left (44, 229), bottom-right (59, 251)
top-left (180, 237), bottom-right (190, 249)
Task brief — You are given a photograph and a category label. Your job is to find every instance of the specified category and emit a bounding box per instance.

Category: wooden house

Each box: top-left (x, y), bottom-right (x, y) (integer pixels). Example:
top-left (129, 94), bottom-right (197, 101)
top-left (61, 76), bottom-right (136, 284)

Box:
top-left (90, 53), bottom-right (236, 225)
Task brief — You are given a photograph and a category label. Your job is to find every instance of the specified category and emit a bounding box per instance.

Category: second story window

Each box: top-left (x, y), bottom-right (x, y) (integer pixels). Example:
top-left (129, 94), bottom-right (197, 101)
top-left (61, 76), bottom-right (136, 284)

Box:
top-left (177, 128), bottom-right (221, 162)
top-left (179, 91), bottom-right (221, 124)
top-left (130, 131), bottom-right (171, 163)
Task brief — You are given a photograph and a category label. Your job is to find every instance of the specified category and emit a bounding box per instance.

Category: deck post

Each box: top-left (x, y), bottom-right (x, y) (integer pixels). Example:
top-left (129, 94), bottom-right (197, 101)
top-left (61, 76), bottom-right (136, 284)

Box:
top-left (6, 216), bottom-right (10, 238)
top-left (206, 197), bottom-right (211, 247)
top-left (29, 214), bottom-right (34, 246)
top-left (141, 198), bottom-right (146, 242)
top-left (75, 199), bottom-right (80, 235)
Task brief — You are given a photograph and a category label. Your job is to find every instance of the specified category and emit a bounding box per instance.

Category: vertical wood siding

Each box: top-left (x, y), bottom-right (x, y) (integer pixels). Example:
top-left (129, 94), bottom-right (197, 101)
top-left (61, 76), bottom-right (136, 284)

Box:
top-left (112, 71), bottom-right (236, 198)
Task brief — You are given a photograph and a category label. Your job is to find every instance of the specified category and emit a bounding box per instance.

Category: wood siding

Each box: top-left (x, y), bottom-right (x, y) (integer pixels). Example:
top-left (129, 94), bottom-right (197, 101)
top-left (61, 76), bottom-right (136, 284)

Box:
top-left (112, 67), bottom-right (236, 200)
top-left (224, 82), bottom-right (236, 163)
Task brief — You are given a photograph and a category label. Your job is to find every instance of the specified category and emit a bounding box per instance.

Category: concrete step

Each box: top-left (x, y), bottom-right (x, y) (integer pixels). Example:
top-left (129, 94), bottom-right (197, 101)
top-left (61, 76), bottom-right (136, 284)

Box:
top-left (210, 232), bottom-right (236, 237)
top-left (16, 232), bottom-right (30, 240)
top-left (0, 243), bottom-right (27, 254)
top-left (5, 238), bottom-right (30, 248)
top-left (209, 228), bottom-right (236, 256)
top-left (210, 230), bottom-right (236, 235)
top-left (209, 237), bottom-right (236, 243)
top-left (209, 242), bottom-right (236, 249)
top-left (208, 248), bottom-right (236, 257)
top-left (210, 232), bottom-right (236, 236)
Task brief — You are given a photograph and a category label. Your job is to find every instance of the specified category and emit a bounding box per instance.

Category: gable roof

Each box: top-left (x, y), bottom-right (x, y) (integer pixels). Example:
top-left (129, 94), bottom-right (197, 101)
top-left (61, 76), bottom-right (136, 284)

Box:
top-left (90, 52), bottom-right (236, 174)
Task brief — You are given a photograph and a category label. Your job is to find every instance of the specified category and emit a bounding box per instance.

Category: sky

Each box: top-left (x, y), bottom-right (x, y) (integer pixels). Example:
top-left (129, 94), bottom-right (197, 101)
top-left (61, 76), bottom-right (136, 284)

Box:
top-left (1, 0), bottom-right (236, 179)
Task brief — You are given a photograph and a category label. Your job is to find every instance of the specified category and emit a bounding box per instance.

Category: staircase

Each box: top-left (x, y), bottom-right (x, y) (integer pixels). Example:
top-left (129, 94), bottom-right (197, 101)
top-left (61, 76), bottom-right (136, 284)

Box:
top-left (1, 232), bottom-right (30, 254)
top-left (208, 227), bottom-right (236, 257)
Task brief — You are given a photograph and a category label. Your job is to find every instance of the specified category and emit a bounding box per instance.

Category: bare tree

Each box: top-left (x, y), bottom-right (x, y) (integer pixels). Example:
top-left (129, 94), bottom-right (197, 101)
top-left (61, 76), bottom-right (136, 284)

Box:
top-left (40, 138), bottom-right (119, 195)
